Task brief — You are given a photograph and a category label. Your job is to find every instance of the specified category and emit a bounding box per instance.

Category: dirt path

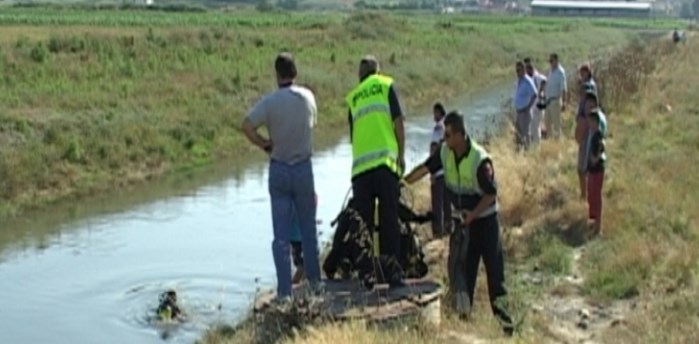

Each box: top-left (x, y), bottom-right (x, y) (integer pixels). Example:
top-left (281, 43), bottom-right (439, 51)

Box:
top-left (423, 235), bottom-right (638, 343)
top-left (530, 247), bottom-right (635, 343)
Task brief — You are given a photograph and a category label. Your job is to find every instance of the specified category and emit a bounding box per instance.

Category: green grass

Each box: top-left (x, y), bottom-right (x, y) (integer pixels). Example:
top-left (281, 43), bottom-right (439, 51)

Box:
top-left (527, 229), bottom-right (572, 276)
top-left (582, 239), bottom-right (648, 300)
top-left (0, 5), bottom-right (683, 29)
top-left (0, 7), bottom-right (685, 219)
top-left (0, 7), bottom-right (336, 27)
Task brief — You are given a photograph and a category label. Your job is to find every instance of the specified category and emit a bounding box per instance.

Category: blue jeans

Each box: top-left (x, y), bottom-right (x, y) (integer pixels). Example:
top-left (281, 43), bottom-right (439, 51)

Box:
top-left (268, 158), bottom-right (320, 297)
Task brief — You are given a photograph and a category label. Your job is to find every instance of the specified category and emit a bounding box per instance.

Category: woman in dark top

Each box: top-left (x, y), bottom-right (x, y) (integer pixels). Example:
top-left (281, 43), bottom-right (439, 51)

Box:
top-left (587, 110), bottom-right (606, 235)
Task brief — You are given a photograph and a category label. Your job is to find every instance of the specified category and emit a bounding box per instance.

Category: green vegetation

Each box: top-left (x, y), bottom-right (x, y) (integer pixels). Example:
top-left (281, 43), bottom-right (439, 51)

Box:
top-left (0, 6), bottom-right (683, 29)
top-left (0, 7), bottom-right (677, 220)
top-left (527, 229), bottom-right (573, 276)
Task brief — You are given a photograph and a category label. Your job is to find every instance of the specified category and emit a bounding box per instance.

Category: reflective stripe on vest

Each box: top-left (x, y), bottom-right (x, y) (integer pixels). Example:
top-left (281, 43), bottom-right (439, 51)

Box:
top-left (351, 149), bottom-right (398, 170)
top-left (440, 140), bottom-right (498, 218)
top-left (352, 103), bottom-right (391, 123)
top-left (346, 74), bottom-right (400, 177)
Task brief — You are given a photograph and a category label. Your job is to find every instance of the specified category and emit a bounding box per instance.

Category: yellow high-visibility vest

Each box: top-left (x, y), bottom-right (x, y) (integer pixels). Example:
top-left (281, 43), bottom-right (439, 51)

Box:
top-left (440, 140), bottom-right (498, 217)
top-left (346, 74), bottom-right (401, 178)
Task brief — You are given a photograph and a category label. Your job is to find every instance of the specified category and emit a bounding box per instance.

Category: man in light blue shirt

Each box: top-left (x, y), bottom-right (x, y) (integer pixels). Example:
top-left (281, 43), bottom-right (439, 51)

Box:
top-left (514, 61), bottom-right (538, 149)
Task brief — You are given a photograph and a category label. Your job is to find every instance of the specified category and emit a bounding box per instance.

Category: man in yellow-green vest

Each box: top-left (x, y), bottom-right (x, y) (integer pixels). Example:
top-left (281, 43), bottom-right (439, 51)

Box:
top-left (402, 111), bottom-right (514, 337)
top-left (346, 55), bottom-right (406, 288)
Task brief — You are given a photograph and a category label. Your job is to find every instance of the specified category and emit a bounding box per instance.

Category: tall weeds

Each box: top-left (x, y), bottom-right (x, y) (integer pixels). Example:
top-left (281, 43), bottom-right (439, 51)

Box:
top-left (0, 12), bottom-right (634, 218)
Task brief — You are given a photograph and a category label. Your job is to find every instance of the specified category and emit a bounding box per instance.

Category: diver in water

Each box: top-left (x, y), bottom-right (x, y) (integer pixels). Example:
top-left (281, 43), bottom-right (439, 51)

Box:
top-left (156, 290), bottom-right (184, 322)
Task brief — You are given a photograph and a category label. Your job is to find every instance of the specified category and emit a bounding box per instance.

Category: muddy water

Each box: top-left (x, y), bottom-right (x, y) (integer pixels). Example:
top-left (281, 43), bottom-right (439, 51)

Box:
top-left (0, 85), bottom-right (510, 344)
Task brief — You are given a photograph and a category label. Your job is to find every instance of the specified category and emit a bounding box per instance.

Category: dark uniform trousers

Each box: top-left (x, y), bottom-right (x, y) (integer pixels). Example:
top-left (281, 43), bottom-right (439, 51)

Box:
top-left (430, 175), bottom-right (452, 237)
top-left (461, 212), bottom-right (513, 331)
top-left (351, 166), bottom-right (402, 279)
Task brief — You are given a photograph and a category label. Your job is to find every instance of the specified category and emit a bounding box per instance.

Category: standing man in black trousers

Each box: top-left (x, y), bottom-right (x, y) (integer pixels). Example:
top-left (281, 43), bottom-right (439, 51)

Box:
top-left (402, 111), bottom-right (514, 336)
top-left (346, 55), bottom-right (406, 288)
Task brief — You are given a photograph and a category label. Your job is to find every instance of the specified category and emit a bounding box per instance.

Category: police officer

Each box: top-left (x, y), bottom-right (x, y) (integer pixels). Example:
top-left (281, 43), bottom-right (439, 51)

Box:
top-left (402, 111), bottom-right (514, 336)
top-left (346, 55), bottom-right (406, 288)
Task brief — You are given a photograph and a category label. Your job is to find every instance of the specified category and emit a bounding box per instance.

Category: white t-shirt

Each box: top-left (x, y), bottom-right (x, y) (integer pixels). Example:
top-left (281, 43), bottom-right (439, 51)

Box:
top-left (432, 121), bottom-right (445, 144)
top-left (545, 65), bottom-right (567, 99)
top-left (532, 71), bottom-right (547, 97)
top-left (431, 120), bottom-right (445, 178)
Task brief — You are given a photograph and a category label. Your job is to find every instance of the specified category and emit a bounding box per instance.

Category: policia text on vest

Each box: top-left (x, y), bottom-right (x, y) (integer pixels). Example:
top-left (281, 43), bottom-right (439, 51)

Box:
top-left (347, 74), bottom-right (402, 178)
top-left (350, 82), bottom-right (385, 108)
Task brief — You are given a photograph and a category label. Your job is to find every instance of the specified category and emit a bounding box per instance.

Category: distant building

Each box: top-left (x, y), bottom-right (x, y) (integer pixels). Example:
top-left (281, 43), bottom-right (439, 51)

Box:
top-left (440, 0), bottom-right (484, 13)
top-left (531, 0), bottom-right (653, 18)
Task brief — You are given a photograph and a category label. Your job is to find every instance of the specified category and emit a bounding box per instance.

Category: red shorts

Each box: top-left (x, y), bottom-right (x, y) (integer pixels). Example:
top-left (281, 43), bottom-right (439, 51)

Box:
top-left (587, 171), bottom-right (605, 220)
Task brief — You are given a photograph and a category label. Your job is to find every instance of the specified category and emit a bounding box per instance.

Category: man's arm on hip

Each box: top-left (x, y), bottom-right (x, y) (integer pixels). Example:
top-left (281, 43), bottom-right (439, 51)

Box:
top-left (242, 97), bottom-right (271, 150)
top-left (241, 118), bottom-right (270, 150)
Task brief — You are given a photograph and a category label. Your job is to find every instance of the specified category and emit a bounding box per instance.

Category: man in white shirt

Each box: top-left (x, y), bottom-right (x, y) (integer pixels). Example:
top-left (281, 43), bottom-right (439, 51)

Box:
top-left (513, 61), bottom-right (538, 150)
top-left (429, 102), bottom-right (451, 238)
top-left (524, 58), bottom-right (547, 145)
top-left (544, 53), bottom-right (567, 139)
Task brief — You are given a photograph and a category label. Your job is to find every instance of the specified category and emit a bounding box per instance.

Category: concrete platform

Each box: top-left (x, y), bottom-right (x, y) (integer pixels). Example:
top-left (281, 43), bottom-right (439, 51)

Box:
top-left (254, 278), bottom-right (443, 324)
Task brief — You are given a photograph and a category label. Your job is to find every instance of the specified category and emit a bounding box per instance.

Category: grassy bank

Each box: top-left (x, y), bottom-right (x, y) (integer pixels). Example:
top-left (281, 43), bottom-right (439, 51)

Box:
top-left (0, 7), bottom-right (670, 219)
top-left (201, 30), bottom-right (698, 343)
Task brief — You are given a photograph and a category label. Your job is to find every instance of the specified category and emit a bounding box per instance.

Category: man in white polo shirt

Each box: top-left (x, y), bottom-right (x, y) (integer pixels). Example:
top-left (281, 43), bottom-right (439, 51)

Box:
top-left (544, 53), bottom-right (567, 139)
top-left (524, 57), bottom-right (547, 145)
top-left (241, 52), bottom-right (322, 301)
